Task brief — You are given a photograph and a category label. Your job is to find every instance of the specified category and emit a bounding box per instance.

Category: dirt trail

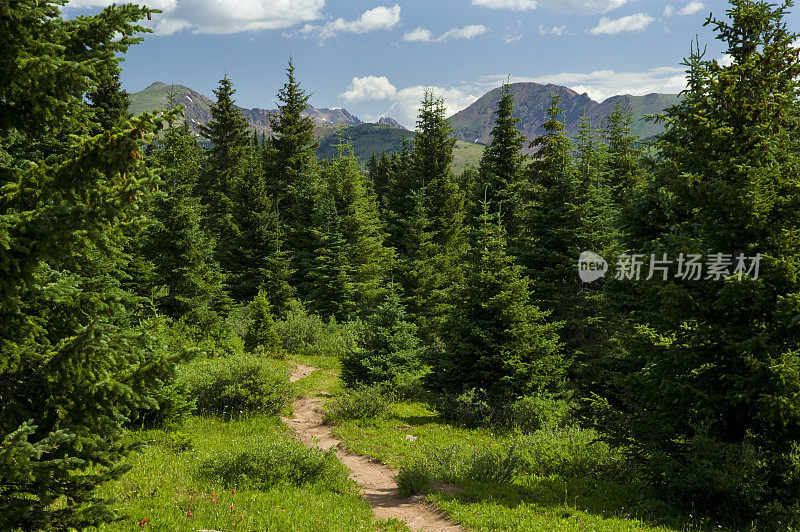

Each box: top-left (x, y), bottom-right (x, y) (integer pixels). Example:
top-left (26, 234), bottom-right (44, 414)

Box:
top-left (282, 363), bottom-right (464, 532)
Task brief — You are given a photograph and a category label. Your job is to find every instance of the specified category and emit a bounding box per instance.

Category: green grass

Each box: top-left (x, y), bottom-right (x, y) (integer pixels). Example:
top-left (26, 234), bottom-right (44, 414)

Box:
top-left (332, 402), bottom-right (735, 532)
top-left (92, 413), bottom-right (378, 530)
top-left (452, 140), bottom-right (484, 175)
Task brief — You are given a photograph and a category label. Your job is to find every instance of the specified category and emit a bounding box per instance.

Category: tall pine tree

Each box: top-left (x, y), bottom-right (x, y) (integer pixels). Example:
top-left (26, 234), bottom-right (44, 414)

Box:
top-left (603, 1), bottom-right (800, 522)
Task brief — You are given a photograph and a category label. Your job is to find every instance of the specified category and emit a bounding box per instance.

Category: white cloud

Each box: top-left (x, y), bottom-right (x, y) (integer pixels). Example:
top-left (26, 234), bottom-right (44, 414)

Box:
top-left (589, 13), bottom-right (654, 35)
top-left (318, 4), bottom-right (401, 40)
top-left (472, 0), bottom-right (537, 10)
top-left (678, 1), bottom-right (705, 15)
top-left (340, 76), bottom-right (397, 102)
top-left (66, 0), bottom-right (325, 35)
top-left (480, 66), bottom-right (687, 102)
top-left (402, 27), bottom-right (434, 42)
top-left (539, 25), bottom-right (567, 36)
top-left (663, 4), bottom-right (674, 16)
top-left (473, 0), bottom-right (630, 15)
top-left (402, 24), bottom-right (490, 43)
top-left (503, 20), bottom-right (523, 43)
top-left (338, 77), bottom-right (479, 127)
top-left (717, 54), bottom-right (734, 66)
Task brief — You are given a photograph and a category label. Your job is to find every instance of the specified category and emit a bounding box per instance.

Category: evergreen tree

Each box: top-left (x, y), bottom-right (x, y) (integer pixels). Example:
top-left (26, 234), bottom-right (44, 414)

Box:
top-left (603, 1), bottom-right (800, 521)
top-left (0, 3), bottom-right (182, 528)
top-left (87, 70), bottom-right (131, 132)
top-left (431, 203), bottom-right (563, 403)
top-left (197, 75), bottom-right (251, 249)
top-left (243, 291), bottom-right (283, 353)
top-left (471, 83), bottom-right (527, 243)
top-left (395, 188), bottom-right (450, 345)
top-left (518, 95), bottom-right (582, 329)
top-left (225, 174), bottom-right (295, 315)
top-left (601, 102), bottom-right (644, 207)
top-left (147, 125), bottom-right (228, 324)
top-left (571, 112), bottom-right (619, 392)
top-left (341, 285), bottom-right (421, 387)
top-left (413, 90), bottom-right (466, 260)
top-left (266, 59), bottom-right (320, 288)
top-left (306, 198), bottom-right (357, 321)
top-left (310, 142), bottom-right (392, 317)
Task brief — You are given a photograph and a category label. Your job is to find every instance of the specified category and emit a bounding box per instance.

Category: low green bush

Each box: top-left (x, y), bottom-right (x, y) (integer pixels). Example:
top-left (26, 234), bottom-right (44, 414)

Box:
top-left (323, 385), bottom-right (392, 423)
top-left (396, 462), bottom-right (433, 497)
top-left (507, 394), bottom-right (572, 432)
top-left (463, 445), bottom-right (522, 483)
top-left (274, 300), bottom-right (362, 358)
top-left (178, 352), bottom-right (292, 416)
top-left (514, 426), bottom-right (619, 478)
top-left (439, 388), bottom-right (493, 427)
top-left (199, 436), bottom-right (351, 492)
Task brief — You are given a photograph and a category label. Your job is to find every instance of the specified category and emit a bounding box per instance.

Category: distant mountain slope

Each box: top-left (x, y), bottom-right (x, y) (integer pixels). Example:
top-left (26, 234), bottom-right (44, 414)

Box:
top-left (128, 82), bottom-right (361, 136)
top-left (316, 123), bottom-right (483, 175)
top-left (449, 82), bottom-right (680, 147)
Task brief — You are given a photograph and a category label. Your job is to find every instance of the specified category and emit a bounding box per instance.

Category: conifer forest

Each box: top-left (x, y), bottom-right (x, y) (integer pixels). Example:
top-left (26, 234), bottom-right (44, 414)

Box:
top-left (3, 1), bottom-right (800, 530)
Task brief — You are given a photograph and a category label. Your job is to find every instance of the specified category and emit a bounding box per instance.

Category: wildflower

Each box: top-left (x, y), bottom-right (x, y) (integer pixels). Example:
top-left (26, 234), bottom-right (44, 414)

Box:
top-left (187, 510), bottom-right (194, 518)
top-left (232, 488), bottom-right (236, 495)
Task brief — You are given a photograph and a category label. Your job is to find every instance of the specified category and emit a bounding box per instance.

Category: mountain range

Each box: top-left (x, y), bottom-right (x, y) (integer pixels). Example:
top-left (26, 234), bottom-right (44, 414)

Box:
top-left (128, 81), bottom-right (679, 169)
top-left (449, 82), bottom-right (679, 147)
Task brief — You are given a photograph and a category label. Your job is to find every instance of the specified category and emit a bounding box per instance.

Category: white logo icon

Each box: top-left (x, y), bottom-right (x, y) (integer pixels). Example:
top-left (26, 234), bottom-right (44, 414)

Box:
top-left (578, 251), bottom-right (608, 283)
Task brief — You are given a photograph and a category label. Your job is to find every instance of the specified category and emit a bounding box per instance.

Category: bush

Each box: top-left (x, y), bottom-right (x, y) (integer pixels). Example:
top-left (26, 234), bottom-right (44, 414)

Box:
top-left (507, 394), bottom-right (572, 432)
top-left (514, 426), bottom-right (619, 478)
top-left (396, 462), bottom-right (433, 497)
top-left (439, 388), bottom-right (493, 427)
top-left (274, 300), bottom-right (362, 358)
top-left (323, 385), bottom-right (392, 423)
top-left (463, 445), bottom-right (522, 483)
top-left (199, 436), bottom-right (351, 492)
top-left (128, 315), bottom-right (198, 428)
top-left (178, 352), bottom-right (292, 416)
top-left (652, 430), bottom-right (767, 521)
top-left (243, 291), bottom-right (283, 355)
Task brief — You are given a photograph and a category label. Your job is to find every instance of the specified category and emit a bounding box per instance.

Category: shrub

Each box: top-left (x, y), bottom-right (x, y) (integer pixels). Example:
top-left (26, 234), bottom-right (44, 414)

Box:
top-left (396, 462), bottom-right (433, 497)
top-left (274, 300), bottom-right (362, 358)
top-left (323, 385), bottom-right (392, 423)
top-left (178, 352), bottom-right (292, 416)
top-left (463, 445), bottom-right (522, 483)
top-left (199, 436), bottom-right (351, 492)
top-left (507, 394), bottom-right (572, 432)
top-left (439, 388), bottom-right (493, 428)
top-left (514, 426), bottom-right (618, 478)
top-left (243, 291), bottom-right (283, 354)
top-left (653, 430), bottom-right (767, 521)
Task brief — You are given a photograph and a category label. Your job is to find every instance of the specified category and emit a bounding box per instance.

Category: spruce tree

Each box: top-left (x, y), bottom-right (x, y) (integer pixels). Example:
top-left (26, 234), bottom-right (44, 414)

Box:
top-left (603, 1), bottom-right (800, 521)
top-left (87, 71), bottom-right (131, 132)
top-left (0, 3), bottom-right (181, 528)
top-left (309, 142), bottom-right (392, 318)
top-left (518, 95), bottom-right (582, 329)
top-left (341, 285), bottom-right (421, 387)
top-left (395, 188), bottom-right (450, 345)
top-left (471, 83), bottom-right (527, 243)
top-left (147, 125), bottom-right (228, 324)
top-left (306, 198), bottom-right (357, 321)
top-left (197, 75), bottom-right (251, 250)
top-left (431, 204), bottom-right (563, 403)
top-left (266, 59), bottom-right (320, 288)
top-left (413, 90), bottom-right (466, 260)
top-left (601, 102), bottom-right (644, 207)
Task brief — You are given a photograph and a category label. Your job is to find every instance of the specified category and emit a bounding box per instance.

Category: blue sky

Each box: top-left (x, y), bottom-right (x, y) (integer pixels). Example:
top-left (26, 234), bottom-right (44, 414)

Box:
top-left (66, 0), bottom-right (800, 128)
